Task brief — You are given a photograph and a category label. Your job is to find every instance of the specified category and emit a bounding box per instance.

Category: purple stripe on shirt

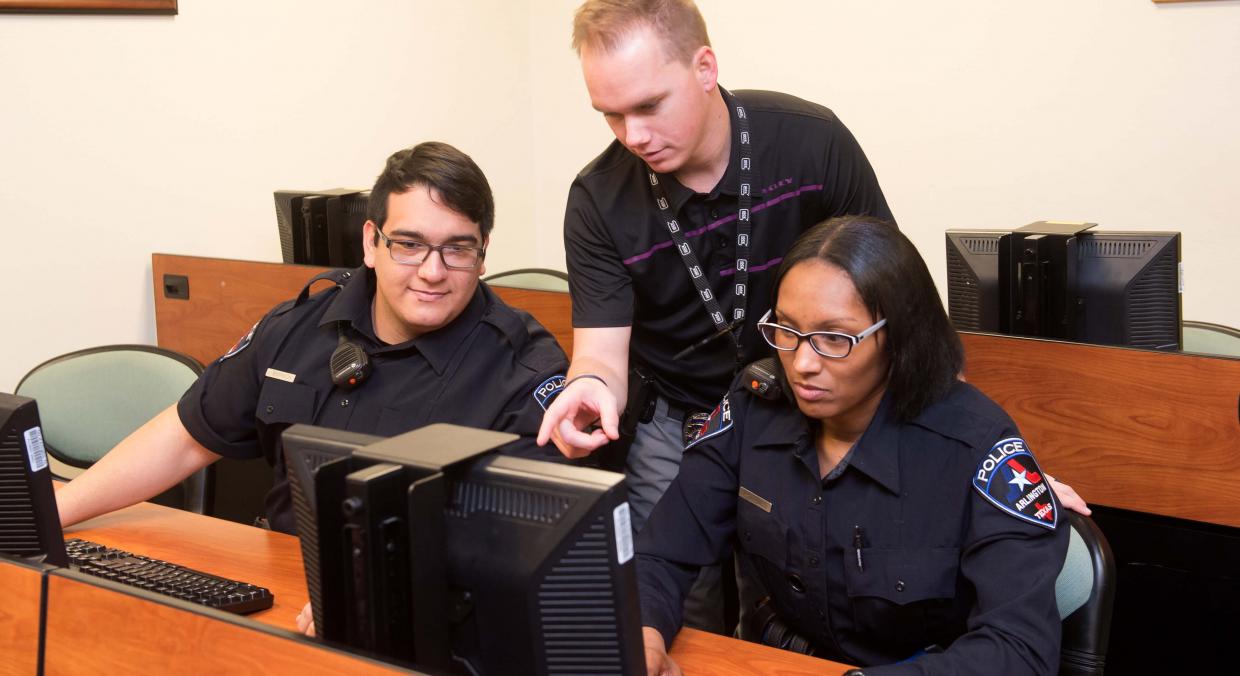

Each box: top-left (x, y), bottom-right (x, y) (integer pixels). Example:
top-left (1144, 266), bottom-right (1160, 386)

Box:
top-left (621, 183), bottom-right (824, 266)
top-left (719, 256), bottom-right (783, 277)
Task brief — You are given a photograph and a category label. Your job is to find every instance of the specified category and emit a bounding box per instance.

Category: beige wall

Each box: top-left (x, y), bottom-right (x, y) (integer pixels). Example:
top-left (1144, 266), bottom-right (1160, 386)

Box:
top-left (2, 0), bottom-right (1237, 389)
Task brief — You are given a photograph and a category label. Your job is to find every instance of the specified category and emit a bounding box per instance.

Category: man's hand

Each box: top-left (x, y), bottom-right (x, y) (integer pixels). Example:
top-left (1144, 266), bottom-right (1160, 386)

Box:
top-left (537, 376), bottom-right (621, 458)
top-left (643, 627), bottom-right (682, 676)
top-left (296, 601), bottom-right (316, 637)
top-left (1048, 475), bottom-right (1091, 516)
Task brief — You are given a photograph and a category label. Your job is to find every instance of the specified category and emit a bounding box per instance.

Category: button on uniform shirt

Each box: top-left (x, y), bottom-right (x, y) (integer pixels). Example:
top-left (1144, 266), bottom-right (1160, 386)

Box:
top-left (177, 268), bottom-right (568, 534)
top-left (637, 379), bottom-right (1069, 675)
top-left (565, 89), bottom-right (892, 409)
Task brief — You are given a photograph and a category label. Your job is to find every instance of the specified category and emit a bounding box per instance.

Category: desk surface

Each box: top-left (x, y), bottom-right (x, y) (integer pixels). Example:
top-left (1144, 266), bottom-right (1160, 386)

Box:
top-left (67, 501), bottom-right (849, 674)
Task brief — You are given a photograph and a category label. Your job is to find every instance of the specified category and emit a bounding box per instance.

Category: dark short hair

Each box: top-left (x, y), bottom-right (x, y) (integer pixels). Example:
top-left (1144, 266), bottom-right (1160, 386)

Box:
top-left (772, 216), bottom-right (964, 421)
top-left (367, 141), bottom-right (495, 239)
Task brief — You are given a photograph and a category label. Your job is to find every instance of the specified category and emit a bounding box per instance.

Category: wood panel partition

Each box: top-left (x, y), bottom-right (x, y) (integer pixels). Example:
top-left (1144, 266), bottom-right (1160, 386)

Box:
top-left (0, 558), bottom-right (45, 676)
top-left (152, 254), bottom-right (574, 366)
top-left (961, 332), bottom-right (1240, 528)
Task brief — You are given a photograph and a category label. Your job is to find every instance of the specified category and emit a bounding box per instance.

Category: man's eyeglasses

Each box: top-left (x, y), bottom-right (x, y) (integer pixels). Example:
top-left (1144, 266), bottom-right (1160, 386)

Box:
top-left (375, 229), bottom-right (486, 270)
top-left (756, 309), bottom-right (887, 359)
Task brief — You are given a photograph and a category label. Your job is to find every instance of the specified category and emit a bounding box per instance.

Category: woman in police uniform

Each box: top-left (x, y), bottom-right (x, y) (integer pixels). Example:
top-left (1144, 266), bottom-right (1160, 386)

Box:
top-left (637, 216), bottom-right (1069, 675)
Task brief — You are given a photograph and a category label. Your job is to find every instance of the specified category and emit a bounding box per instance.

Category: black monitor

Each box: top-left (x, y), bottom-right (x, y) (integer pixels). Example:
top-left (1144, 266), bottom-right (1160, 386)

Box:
top-left (283, 423), bottom-right (643, 675)
top-left (946, 224), bottom-right (1182, 351)
top-left (0, 393), bottom-right (67, 566)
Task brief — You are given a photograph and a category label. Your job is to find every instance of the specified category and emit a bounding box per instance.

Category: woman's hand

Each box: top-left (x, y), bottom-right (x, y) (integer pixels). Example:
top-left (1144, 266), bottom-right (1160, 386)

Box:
top-left (295, 601), bottom-right (316, 637)
top-left (643, 626), bottom-right (682, 676)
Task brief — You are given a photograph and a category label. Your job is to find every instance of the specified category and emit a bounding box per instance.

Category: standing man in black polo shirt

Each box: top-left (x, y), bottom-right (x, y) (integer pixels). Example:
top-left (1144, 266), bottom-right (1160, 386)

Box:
top-left (537, 0), bottom-right (892, 531)
top-left (57, 141), bottom-right (568, 535)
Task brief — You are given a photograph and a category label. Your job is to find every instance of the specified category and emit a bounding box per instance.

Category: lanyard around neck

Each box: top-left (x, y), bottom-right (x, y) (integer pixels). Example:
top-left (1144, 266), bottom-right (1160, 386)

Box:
top-left (647, 92), bottom-right (755, 356)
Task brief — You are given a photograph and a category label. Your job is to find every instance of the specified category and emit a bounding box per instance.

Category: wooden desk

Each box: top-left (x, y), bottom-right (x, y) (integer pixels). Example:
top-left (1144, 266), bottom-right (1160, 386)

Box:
top-left (61, 501), bottom-right (850, 675)
top-left (0, 557), bottom-right (47, 676)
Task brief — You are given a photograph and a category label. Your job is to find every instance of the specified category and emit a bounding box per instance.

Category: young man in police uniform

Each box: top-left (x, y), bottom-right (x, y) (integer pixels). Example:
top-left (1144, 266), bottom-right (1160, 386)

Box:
top-left (57, 141), bottom-right (568, 535)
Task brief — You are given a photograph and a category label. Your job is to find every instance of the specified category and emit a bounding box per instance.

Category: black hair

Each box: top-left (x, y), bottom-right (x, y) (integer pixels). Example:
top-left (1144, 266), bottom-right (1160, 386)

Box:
top-left (367, 141), bottom-right (495, 240)
top-left (771, 215), bottom-right (964, 421)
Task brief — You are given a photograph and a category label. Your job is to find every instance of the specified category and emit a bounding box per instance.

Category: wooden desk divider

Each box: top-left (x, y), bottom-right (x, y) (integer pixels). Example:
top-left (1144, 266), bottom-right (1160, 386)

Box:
top-left (960, 332), bottom-right (1240, 528)
top-left (43, 570), bottom-right (411, 675)
top-left (152, 254), bottom-right (574, 366)
top-left (0, 556), bottom-right (49, 676)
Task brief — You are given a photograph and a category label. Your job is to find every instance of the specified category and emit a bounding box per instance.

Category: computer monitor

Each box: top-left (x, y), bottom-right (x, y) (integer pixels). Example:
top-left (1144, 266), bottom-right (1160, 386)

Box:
top-left (945, 229), bottom-right (1006, 333)
top-left (945, 225), bottom-right (1182, 351)
top-left (0, 392), bottom-right (67, 566)
top-left (1076, 231), bottom-right (1182, 351)
top-left (284, 423), bottom-right (644, 675)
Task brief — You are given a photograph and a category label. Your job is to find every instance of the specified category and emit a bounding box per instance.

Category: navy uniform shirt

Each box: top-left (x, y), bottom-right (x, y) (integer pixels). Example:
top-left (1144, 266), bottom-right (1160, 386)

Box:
top-left (565, 89), bottom-right (892, 409)
top-left (177, 267), bottom-right (568, 534)
top-left (637, 378), bottom-right (1069, 675)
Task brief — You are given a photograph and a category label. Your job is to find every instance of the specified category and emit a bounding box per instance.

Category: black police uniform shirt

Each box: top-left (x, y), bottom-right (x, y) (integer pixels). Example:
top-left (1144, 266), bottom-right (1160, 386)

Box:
top-left (636, 378), bottom-right (1070, 675)
top-left (564, 89), bottom-right (892, 409)
top-left (177, 267), bottom-right (569, 535)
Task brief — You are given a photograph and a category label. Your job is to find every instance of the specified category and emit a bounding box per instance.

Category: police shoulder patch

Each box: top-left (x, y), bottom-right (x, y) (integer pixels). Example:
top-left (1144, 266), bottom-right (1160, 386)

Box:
top-left (686, 394), bottom-right (733, 449)
top-left (972, 437), bottom-right (1058, 530)
top-left (532, 374), bottom-right (567, 411)
top-left (219, 321), bottom-right (259, 362)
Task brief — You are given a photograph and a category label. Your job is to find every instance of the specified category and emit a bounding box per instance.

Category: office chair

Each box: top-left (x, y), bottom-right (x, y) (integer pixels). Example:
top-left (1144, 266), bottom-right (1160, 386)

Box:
top-left (1182, 320), bottom-right (1240, 358)
top-left (1056, 512), bottom-right (1117, 676)
top-left (15, 344), bottom-right (213, 514)
top-left (483, 267), bottom-right (570, 293)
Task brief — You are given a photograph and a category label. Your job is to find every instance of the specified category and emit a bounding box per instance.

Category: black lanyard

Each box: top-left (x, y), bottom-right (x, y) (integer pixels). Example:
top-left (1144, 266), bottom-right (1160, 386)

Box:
top-left (647, 93), bottom-right (755, 361)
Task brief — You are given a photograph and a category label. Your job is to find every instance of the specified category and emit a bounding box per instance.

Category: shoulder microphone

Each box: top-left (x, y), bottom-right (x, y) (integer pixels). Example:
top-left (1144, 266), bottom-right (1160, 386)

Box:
top-left (330, 322), bottom-right (372, 389)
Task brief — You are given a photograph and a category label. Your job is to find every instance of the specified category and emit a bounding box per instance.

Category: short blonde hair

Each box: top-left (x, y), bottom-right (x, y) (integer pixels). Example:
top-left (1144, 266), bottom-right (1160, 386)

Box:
top-left (571, 0), bottom-right (711, 64)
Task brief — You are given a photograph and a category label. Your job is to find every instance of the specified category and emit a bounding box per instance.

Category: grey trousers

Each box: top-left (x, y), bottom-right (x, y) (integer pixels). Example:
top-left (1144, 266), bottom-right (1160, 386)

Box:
top-left (625, 397), bottom-right (725, 634)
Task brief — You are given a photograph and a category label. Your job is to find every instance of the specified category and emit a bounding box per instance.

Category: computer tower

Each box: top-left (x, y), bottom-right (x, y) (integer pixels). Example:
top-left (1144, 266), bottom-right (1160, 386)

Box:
top-left (276, 188), bottom-right (362, 266)
top-left (327, 191), bottom-right (370, 268)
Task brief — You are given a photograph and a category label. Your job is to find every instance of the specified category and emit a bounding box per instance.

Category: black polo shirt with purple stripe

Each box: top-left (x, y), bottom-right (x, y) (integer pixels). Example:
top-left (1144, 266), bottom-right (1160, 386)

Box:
top-left (564, 88), bottom-right (893, 408)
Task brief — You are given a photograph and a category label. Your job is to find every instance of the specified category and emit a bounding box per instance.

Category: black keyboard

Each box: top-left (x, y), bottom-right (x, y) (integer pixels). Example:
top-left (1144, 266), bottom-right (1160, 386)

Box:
top-left (65, 538), bottom-right (274, 615)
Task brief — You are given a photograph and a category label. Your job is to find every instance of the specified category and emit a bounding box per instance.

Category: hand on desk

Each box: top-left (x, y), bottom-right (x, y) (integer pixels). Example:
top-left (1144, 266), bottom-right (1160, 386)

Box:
top-left (296, 601), bottom-right (315, 637)
top-left (643, 627), bottom-right (682, 676)
top-left (1047, 475), bottom-right (1091, 516)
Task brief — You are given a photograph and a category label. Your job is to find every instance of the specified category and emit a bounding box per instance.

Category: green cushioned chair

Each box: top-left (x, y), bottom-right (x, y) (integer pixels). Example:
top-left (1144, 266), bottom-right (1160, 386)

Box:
top-left (15, 344), bottom-right (212, 514)
top-left (1055, 512), bottom-right (1117, 676)
top-left (484, 268), bottom-right (570, 293)
top-left (1182, 320), bottom-right (1240, 358)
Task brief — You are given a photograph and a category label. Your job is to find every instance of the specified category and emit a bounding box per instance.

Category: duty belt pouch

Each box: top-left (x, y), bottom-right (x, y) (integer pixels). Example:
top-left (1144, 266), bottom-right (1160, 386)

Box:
top-left (748, 596), bottom-right (816, 656)
top-left (618, 364), bottom-right (657, 438)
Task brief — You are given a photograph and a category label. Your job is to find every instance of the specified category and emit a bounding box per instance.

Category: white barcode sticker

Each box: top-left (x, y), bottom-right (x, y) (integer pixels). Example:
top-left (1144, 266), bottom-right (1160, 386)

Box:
top-left (613, 502), bottom-right (634, 565)
top-left (23, 426), bottom-right (48, 472)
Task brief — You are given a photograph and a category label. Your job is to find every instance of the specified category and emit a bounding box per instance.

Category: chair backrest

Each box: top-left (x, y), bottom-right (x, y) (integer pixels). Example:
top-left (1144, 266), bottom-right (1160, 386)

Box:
top-left (483, 268), bottom-right (574, 355)
top-left (14, 345), bottom-right (211, 513)
top-left (1055, 512), bottom-right (1116, 676)
top-left (1182, 320), bottom-right (1240, 358)
top-left (483, 268), bottom-right (569, 293)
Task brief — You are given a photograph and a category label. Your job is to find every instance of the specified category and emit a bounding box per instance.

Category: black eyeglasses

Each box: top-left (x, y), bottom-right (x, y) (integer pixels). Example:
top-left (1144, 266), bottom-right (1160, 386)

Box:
top-left (375, 229), bottom-right (486, 270)
top-left (756, 309), bottom-right (887, 359)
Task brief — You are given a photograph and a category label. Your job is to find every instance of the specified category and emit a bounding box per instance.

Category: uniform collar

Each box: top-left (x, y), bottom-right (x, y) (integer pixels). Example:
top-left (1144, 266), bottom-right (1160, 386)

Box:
top-left (318, 267), bottom-right (490, 375)
top-left (752, 389), bottom-right (903, 495)
top-left (648, 86), bottom-right (757, 214)
top-left (845, 390), bottom-right (902, 495)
